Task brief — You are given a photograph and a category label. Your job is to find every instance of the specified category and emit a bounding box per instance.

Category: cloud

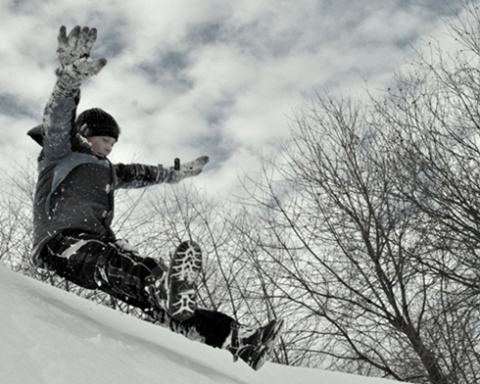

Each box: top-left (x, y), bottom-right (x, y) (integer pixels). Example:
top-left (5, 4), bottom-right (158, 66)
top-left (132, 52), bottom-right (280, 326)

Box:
top-left (0, 0), bottom-right (464, 197)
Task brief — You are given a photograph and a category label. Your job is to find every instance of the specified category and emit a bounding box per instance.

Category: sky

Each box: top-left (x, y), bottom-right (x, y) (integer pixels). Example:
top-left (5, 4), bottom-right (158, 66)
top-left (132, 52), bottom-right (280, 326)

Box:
top-left (0, 0), bottom-right (465, 197)
top-left (0, 265), bottom-right (411, 384)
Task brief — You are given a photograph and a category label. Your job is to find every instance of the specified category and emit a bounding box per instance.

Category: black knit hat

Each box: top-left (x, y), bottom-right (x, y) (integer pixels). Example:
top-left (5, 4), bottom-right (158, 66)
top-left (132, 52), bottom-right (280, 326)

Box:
top-left (76, 108), bottom-right (120, 140)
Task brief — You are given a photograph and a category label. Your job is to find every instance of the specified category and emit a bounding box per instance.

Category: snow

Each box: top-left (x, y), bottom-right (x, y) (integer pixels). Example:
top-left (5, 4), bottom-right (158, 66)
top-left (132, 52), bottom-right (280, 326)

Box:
top-left (0, 266), bottom-right (409, 384)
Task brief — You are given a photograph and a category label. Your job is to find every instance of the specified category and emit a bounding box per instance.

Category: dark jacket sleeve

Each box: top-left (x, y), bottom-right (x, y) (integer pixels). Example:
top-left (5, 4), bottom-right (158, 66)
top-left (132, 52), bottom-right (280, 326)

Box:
top-left (42, 79), bottom-right (80, 160)
top-left (114, 163), bottom-right (173, 189)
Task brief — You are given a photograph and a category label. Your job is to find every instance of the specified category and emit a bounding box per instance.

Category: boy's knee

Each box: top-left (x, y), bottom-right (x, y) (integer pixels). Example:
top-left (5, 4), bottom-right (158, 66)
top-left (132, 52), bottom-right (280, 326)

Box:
top-left (43, 235), bottom-right (114, 289)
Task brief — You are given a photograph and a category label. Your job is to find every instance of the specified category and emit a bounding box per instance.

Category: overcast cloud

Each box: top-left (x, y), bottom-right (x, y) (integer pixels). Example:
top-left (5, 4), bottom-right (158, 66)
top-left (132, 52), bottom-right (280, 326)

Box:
top-left (0, 0), bottom-right (464, 197)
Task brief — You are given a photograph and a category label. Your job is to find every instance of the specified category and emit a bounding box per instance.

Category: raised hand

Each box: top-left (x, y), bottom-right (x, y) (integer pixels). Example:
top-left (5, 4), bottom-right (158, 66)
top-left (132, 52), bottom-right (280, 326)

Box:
top-left (55, 26), bottom-right (107, 87)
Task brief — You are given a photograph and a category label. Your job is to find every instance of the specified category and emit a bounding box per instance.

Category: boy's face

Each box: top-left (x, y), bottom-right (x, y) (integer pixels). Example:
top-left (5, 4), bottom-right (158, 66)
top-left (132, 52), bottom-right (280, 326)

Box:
top-left (87, 136), bottom-right (117, 157)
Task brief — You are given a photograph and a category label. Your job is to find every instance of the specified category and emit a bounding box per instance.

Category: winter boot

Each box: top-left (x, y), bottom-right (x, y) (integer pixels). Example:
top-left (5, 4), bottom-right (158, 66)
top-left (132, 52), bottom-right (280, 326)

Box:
top-left (227, 319), bottom-right (284, 370)
top-left (148, 240), bottom-right (203, 321)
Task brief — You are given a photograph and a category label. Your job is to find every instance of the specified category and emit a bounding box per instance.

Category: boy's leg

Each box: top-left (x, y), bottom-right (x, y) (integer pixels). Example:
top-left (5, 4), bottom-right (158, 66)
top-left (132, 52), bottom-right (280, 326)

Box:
top-left (154, 307), bottom-right (236, 348)
top-left (42, 233), bottom-right (166, 310)
top-left (43, 234), bottom-right (281, 369)
top-left (153, 307), bottom-right (284, 370)
top-left (43, 234), bottom-right (202, 319)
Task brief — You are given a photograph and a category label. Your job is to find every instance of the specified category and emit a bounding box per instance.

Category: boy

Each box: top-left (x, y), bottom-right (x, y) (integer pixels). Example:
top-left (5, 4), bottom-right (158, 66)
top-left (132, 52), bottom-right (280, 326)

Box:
top-left (28, 25), bottom-right (282, 370)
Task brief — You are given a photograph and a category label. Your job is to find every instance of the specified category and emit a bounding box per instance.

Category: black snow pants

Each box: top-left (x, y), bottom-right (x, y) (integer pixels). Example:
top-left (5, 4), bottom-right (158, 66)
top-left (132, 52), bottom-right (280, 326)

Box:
top-left (41, 231), bottom-right (235, 348)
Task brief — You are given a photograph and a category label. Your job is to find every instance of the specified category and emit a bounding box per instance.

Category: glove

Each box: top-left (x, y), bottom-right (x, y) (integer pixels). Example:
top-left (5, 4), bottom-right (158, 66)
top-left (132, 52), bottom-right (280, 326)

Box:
top-left (55, 25), bottom-right (107, 87)
top-left (167, 156), bottom-right (209, 184)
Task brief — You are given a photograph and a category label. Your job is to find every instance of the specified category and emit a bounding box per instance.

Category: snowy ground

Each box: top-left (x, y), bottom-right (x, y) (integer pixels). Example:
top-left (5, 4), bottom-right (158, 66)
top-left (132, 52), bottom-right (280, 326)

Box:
top-left (0, 266), bottom-right (410, 384)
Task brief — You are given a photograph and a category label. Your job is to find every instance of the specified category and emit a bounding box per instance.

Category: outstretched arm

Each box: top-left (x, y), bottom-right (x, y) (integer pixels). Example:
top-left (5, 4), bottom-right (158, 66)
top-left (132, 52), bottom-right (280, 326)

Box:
top-left (114, 156), bottom-right (210, 189)
top-left (42, 26), bottom-right (106, 159)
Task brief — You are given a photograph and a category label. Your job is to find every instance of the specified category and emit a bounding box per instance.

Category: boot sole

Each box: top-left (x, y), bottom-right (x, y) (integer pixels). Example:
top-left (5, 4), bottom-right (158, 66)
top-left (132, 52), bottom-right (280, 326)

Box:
top-left (167, 241), bottom-right (202, 321)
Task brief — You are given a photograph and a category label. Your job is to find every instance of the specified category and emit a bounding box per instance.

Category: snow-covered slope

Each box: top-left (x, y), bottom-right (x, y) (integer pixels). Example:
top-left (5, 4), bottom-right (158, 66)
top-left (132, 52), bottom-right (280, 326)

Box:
top-left (0, 266), bottom-right (409, 384)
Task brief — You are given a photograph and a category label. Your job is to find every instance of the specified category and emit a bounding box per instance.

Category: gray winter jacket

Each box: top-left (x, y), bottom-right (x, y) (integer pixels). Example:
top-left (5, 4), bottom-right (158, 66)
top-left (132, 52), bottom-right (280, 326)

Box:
top-left (32, 80), bottom-right (172, 267)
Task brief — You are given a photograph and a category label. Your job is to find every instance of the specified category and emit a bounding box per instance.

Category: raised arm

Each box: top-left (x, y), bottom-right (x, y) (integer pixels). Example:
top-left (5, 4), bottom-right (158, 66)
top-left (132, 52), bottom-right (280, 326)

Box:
top-left (42, 26), bottom-right (106, 159)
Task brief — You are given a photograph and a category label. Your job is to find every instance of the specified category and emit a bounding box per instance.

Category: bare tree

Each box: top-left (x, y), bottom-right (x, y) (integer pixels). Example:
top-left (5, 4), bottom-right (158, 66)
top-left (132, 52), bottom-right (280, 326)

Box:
top-left (238, 95), bottom-right (444, 381)
top-left (235, 2), bottom-right (480, 382)
top-left (0, 161), bottom-right (37, 273)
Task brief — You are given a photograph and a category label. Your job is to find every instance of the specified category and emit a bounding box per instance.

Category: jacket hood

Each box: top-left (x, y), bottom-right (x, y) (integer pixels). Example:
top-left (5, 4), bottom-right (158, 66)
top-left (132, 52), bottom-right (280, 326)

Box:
top-left (27, 124), bottom-right (44, 146)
